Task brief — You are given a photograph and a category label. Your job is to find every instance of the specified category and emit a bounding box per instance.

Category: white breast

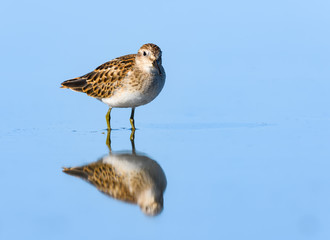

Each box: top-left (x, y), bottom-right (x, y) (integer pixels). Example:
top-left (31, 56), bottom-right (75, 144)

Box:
top-left (101, 89), bottom-right (147, 108)
top-left (101, 73), bottom-right (165, 108)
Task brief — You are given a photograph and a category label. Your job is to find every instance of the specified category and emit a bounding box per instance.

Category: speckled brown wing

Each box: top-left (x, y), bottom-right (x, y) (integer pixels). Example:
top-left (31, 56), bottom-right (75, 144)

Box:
top-left (63, 161), bottom-right (136, 203)
top-left (61, 54), bottom-right (136, 99)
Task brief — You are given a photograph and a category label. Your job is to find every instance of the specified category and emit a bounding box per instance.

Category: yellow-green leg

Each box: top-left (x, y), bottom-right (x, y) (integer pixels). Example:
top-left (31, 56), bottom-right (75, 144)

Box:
top-left (130, 130), bottom-right (135, 141)
top-left (130, 137), bottom-right (136, 155)
top-left (105, 107), bottom-right (112, 152)
top-left (130, 108), bottom-right (135, 141)
top-left (130, 108), bottom-right (135, 130)
top-left (106, 108), bottom-right (112, 130)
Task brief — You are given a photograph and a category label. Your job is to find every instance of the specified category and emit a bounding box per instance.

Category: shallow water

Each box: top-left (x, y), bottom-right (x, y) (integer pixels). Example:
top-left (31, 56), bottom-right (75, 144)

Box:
top-left (1, 118), bottom-right (330, 239)
top-left (1, 0), bottom-right (330, 239)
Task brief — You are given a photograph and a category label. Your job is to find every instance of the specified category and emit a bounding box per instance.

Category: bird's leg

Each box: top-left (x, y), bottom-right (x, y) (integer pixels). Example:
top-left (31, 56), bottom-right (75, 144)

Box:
top-left (106, 107), bottom-right (112, 130)
top-left (130, 107), bottom-right (135, 130)
top-left (105, 108), bottom-right (112, 152)
top-left (130, 130), bottom-right (135, 141)
top-left (106, 128), bottom-right (112, 153)
top-left (130, 108), bottom-right (135, 141)
top-left (130, 137), bottom-right (136, 155)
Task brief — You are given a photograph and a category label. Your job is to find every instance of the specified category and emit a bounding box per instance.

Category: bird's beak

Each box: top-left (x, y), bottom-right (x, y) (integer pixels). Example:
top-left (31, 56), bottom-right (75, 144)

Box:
top-left (153, 60), bottom-right (162, 75)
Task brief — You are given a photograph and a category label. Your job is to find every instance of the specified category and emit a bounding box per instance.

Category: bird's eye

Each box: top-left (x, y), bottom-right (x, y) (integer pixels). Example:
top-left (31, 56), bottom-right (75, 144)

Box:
top-left (143, 51), bottom-right (147, 56)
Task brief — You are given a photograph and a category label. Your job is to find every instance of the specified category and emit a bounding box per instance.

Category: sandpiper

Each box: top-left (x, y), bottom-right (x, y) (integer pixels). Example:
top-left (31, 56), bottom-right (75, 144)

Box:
top-left (61, 43), bottom-right (166, 132)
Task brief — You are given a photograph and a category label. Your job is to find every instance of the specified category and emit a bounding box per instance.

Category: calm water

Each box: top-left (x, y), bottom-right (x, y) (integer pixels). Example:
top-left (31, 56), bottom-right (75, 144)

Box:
top-left (1, 0), bottom-right (330, 239)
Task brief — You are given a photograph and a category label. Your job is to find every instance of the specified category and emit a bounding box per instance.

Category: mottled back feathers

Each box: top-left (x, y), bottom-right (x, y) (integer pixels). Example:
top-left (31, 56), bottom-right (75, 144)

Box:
top-left (61, 54), bottom-right (136, 99)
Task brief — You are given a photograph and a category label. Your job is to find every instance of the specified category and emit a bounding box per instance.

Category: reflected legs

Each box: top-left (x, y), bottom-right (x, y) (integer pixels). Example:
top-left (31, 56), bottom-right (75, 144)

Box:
top-left (106, 128), bottom-right (112, 153)
top-left (105, 127), bottom-right (135, 155)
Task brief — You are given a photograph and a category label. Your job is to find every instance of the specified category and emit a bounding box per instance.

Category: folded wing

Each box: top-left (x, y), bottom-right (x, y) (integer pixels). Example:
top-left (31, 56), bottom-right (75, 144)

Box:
top-left (61, 54), bottom-right (136, 98)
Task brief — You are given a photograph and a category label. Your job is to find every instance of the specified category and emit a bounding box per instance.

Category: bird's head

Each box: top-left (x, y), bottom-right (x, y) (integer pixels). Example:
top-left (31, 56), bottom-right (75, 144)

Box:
top-left (136, 43), bottom-right (163, 75)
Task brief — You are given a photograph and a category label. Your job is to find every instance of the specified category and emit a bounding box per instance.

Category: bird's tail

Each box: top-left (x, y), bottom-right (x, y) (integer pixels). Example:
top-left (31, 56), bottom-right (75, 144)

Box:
top-left (63, 167), bottom-right (89, 180)
top-left (61, 78), bottom-right (87, 92)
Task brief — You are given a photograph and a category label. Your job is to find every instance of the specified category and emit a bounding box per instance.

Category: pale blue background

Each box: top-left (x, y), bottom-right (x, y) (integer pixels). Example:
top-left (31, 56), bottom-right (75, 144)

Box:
top-left (0, 0), bottom-right (330, 239)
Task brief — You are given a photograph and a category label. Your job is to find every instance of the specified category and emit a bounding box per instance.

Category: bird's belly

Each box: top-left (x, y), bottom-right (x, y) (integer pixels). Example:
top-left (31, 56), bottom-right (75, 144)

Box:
top-left (101, 89), bottom-right (159, 108)
top-left (102, 73), bottom-right (165, 108)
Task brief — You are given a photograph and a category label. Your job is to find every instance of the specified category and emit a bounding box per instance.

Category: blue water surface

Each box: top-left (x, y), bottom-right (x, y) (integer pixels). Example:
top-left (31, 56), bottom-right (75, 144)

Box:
top-left (0, 0), bottom-right (330, 239)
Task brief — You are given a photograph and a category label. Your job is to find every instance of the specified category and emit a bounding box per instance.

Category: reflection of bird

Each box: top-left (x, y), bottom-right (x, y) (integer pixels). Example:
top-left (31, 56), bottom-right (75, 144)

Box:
top-left (63, 152), bottom-right (167, 216)
top-left (61, 43), bottom-right (166, 131)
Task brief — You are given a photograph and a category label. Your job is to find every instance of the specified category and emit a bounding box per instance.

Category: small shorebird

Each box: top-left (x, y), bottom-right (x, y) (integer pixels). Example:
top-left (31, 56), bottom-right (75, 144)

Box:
top-left (61, 43), bottom-right (166, 132)
top-left (63, 151), bottom-right (167, 216)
